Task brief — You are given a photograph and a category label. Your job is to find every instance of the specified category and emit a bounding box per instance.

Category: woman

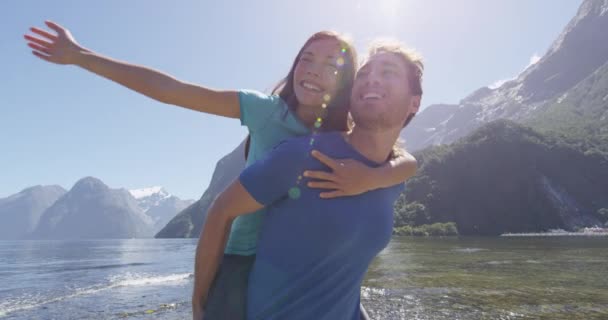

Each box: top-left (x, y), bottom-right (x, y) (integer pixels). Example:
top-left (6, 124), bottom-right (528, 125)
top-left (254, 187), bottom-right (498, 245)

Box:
top-left (24, 22), bottom-right (417, 319)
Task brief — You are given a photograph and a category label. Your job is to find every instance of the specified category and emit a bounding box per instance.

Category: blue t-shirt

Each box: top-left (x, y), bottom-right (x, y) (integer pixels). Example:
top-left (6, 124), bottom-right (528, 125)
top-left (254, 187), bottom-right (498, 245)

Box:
top-left (239, 132), bottom-right (403, 320)
top-left (225, 90), bottom-right (310, 255)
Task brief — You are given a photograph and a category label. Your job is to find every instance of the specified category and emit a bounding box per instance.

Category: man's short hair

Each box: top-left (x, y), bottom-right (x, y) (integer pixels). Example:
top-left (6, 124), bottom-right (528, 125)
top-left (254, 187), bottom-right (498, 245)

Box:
top-left (366, 40), bottom-right (424, 96)
top-left (365, 40), bottom-right (424, 129)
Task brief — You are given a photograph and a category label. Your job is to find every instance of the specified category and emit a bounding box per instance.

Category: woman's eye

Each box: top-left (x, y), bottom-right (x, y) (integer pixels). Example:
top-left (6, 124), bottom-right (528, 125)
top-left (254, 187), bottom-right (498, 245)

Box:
top-left (326, 64), bottom-right (338, 71)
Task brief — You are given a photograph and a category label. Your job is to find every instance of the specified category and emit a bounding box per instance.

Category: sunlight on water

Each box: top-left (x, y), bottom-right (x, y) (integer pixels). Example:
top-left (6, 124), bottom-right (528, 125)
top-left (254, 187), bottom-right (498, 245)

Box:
top-left (1, 237), bottom-right (607, 319)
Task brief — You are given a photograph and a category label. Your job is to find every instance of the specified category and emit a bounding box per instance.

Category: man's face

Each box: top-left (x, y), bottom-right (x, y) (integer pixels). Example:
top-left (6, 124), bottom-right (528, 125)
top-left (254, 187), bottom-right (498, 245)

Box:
top-left (350, 52), bottom-right (421, 131)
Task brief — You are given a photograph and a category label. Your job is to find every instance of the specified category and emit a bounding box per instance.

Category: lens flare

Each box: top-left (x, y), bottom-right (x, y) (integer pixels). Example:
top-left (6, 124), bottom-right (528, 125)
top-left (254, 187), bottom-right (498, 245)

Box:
top-left (336, 57), bottom-right (345, 67)
top-left (323, 94), bottom-right (331, 102)
top-left (288, 187), bottom-right (301, 199)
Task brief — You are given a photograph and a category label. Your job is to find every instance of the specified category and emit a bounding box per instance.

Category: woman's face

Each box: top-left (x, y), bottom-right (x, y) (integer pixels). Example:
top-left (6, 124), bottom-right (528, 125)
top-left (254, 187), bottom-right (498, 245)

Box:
top-left (292, 39), bottom-right (344, 108)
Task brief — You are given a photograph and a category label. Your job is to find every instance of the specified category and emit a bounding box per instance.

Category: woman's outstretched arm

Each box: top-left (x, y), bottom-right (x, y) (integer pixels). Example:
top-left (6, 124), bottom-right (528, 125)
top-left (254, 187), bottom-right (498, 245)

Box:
top-left (25, 21), bottom-right (240, 118)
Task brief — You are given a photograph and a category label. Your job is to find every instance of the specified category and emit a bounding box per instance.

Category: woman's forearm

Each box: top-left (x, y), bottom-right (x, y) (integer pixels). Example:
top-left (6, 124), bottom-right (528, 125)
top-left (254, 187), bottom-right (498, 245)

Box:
top-left (74, 48), bottom-right (185, 104)
top-left (370, 154), bottom-right (417, 189)
top-left (73, 48), bottom-right (240, 117)
top-left (26, 22), bottom-right (240, 118)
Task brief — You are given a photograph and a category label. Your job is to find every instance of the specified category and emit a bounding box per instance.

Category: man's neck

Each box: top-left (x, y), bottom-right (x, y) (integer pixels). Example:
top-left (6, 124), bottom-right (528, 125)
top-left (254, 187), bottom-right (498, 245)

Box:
top-left (344, 126), bottom-right (401, 164)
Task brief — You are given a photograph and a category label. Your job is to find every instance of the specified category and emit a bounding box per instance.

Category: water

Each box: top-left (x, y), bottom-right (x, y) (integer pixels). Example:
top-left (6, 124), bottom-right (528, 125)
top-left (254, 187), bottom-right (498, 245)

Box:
top-left (1, 237), bottom-right (606, 319)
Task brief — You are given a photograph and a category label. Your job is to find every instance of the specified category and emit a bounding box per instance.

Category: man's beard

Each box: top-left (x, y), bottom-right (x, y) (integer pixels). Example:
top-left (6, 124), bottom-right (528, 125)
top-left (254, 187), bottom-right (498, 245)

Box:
top-left (351, 111), bottom-right (406, 132)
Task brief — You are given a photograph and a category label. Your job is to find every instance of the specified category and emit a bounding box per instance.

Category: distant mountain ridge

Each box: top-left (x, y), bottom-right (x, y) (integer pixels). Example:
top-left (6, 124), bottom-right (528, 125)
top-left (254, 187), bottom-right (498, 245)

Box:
top-left (31, 177), bottom-right (155, 239)
top-left (0, 178), bottom-right (192, 240)
top-left (0, 185), bottom-right (66, 239)
top-left (156, 138), bottom-right (246, 238)
top-left (402, 0), bottom-right (608, 152)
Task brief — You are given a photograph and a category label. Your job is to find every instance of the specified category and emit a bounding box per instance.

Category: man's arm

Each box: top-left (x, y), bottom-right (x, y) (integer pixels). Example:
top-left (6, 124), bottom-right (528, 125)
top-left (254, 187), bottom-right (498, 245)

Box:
top-left (192, 139), bottom-right (303, 318)
top-left (192, 180), bottom-right (263, 318)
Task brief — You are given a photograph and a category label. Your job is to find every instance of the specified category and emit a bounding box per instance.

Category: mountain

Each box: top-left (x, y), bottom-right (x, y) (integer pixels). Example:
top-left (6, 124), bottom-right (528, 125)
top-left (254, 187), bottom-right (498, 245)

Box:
top-left (0, 185), bottom-right (66, 239)
top-left (31, 177), bottom-right (154, 239)
top-left (129, 186), bottom-right (194, 233)
top-left (402, 0), bottom-right (608, 152)
top-left (396, 120), bottom-right (608, 235)
top-left (525, 57), bottom-right (608, 154)
top-left (156, 138), bottom-right (247, 238)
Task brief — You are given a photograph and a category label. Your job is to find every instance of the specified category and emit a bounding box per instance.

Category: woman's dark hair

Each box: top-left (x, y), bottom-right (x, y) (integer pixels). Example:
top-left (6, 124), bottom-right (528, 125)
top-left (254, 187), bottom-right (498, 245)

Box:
top-left (245, 31), bottom-right (358, 160)
top-left (272, 31), bottom-right (358, 132)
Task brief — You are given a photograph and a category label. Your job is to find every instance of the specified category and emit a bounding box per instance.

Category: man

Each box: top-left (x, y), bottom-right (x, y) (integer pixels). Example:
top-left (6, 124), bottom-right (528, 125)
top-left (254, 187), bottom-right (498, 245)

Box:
top-left (193, 41), bottom-right (423, 320)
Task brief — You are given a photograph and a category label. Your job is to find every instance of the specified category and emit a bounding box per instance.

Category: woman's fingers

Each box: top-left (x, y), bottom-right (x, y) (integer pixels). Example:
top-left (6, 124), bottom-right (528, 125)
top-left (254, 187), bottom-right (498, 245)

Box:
top-left (27, 42), bottom-right (51, 55)
top-left (30, 27), bottom-right (57, 41)
top-left (320, 190), bottom-right (345, 199)
top-left (32, 50), bottom-right (52, 62)
top-left (45, 21), bottom-right (65, 35)
top-left (307, 181), bottom-right (339, 190)
top-left (24, 35), bottom-right (53, 48)
top-left (311, 150), bottom-right (340, 170)
top-left (303, 170), bottom-right (335, 182)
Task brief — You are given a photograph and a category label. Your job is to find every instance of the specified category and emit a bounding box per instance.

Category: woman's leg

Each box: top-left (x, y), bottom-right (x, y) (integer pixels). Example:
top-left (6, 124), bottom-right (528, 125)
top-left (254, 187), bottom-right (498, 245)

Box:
top-left (203, 254), bottom-right (256, 320)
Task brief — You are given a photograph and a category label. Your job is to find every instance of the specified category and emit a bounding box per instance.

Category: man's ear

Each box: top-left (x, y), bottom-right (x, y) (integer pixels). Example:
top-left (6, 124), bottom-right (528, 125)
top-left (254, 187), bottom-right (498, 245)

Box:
top-left (410, 96), bottom-right (421, 114)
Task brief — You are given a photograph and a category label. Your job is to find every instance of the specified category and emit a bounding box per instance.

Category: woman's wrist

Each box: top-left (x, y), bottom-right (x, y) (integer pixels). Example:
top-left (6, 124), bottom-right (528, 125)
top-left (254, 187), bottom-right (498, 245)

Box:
top-left (72, 45), bottom-right (92, 67)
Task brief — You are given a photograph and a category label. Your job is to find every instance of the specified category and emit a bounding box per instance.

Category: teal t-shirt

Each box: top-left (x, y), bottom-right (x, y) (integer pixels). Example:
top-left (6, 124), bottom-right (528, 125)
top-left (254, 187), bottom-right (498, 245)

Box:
top-left (224, 90), bottom-right (310, 255)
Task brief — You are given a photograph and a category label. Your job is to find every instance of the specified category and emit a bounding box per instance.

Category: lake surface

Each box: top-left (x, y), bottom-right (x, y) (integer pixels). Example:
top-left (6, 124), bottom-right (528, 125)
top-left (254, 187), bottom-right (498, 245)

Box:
top-left (1, 237), bottom-right (606, 319)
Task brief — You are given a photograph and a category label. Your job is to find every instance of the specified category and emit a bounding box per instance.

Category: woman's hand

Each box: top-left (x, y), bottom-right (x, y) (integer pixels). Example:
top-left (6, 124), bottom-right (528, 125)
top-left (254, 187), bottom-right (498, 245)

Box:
top-left (304, 150), bottom-right (375, 199)
top-left (24, 21), bottom-right (84, 65)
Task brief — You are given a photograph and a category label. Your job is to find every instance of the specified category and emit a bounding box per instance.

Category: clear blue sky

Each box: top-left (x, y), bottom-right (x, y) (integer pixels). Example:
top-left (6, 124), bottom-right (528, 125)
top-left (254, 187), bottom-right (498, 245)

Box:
top-left (2, 0), bottom-right (582, 200)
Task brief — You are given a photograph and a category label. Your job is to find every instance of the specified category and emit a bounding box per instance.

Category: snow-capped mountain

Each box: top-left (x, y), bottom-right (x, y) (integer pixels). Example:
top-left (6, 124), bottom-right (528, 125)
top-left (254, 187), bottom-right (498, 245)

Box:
top-left (129, 187), bottom-right (194, 233)
top-left (32, 177), bottom-right (155, 239)
top-left (402, 0), bottom-right (608, 151)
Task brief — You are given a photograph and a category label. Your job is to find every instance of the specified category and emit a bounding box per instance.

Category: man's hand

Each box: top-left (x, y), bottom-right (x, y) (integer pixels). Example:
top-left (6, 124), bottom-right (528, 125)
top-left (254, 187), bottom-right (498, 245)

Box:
top-left (24, 21), bottom-right (84, 65)
top-left (192, 299), bottom-right (204, 320)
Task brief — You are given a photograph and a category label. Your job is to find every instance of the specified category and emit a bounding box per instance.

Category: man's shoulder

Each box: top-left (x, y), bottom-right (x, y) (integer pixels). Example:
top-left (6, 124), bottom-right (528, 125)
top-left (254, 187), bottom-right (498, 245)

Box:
top-left (267, 132), bottom-right (340, 163)
top-left (279, 132), bottom-right (337, 148)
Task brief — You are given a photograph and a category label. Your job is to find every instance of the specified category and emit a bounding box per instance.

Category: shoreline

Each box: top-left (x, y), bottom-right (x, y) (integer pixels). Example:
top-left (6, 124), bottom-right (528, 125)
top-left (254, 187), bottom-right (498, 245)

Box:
top-left (501, 232), bottom-right (608, 237)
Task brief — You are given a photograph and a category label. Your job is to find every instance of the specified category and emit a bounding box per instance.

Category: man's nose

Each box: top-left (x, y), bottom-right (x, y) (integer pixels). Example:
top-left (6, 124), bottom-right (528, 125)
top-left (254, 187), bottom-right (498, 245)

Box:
top-left (365, 69), bottom-right (382, 86)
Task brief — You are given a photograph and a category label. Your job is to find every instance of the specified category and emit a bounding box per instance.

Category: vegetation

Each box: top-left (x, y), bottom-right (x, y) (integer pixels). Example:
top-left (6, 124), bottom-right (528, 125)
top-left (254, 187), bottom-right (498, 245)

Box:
top-left (394, 120), bottom-right (608, 235)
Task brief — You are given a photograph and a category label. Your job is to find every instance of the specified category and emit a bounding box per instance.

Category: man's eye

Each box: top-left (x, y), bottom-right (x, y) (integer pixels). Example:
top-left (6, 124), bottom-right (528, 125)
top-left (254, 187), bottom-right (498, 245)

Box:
top-left (383, 70), bottom-right (397, 76)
